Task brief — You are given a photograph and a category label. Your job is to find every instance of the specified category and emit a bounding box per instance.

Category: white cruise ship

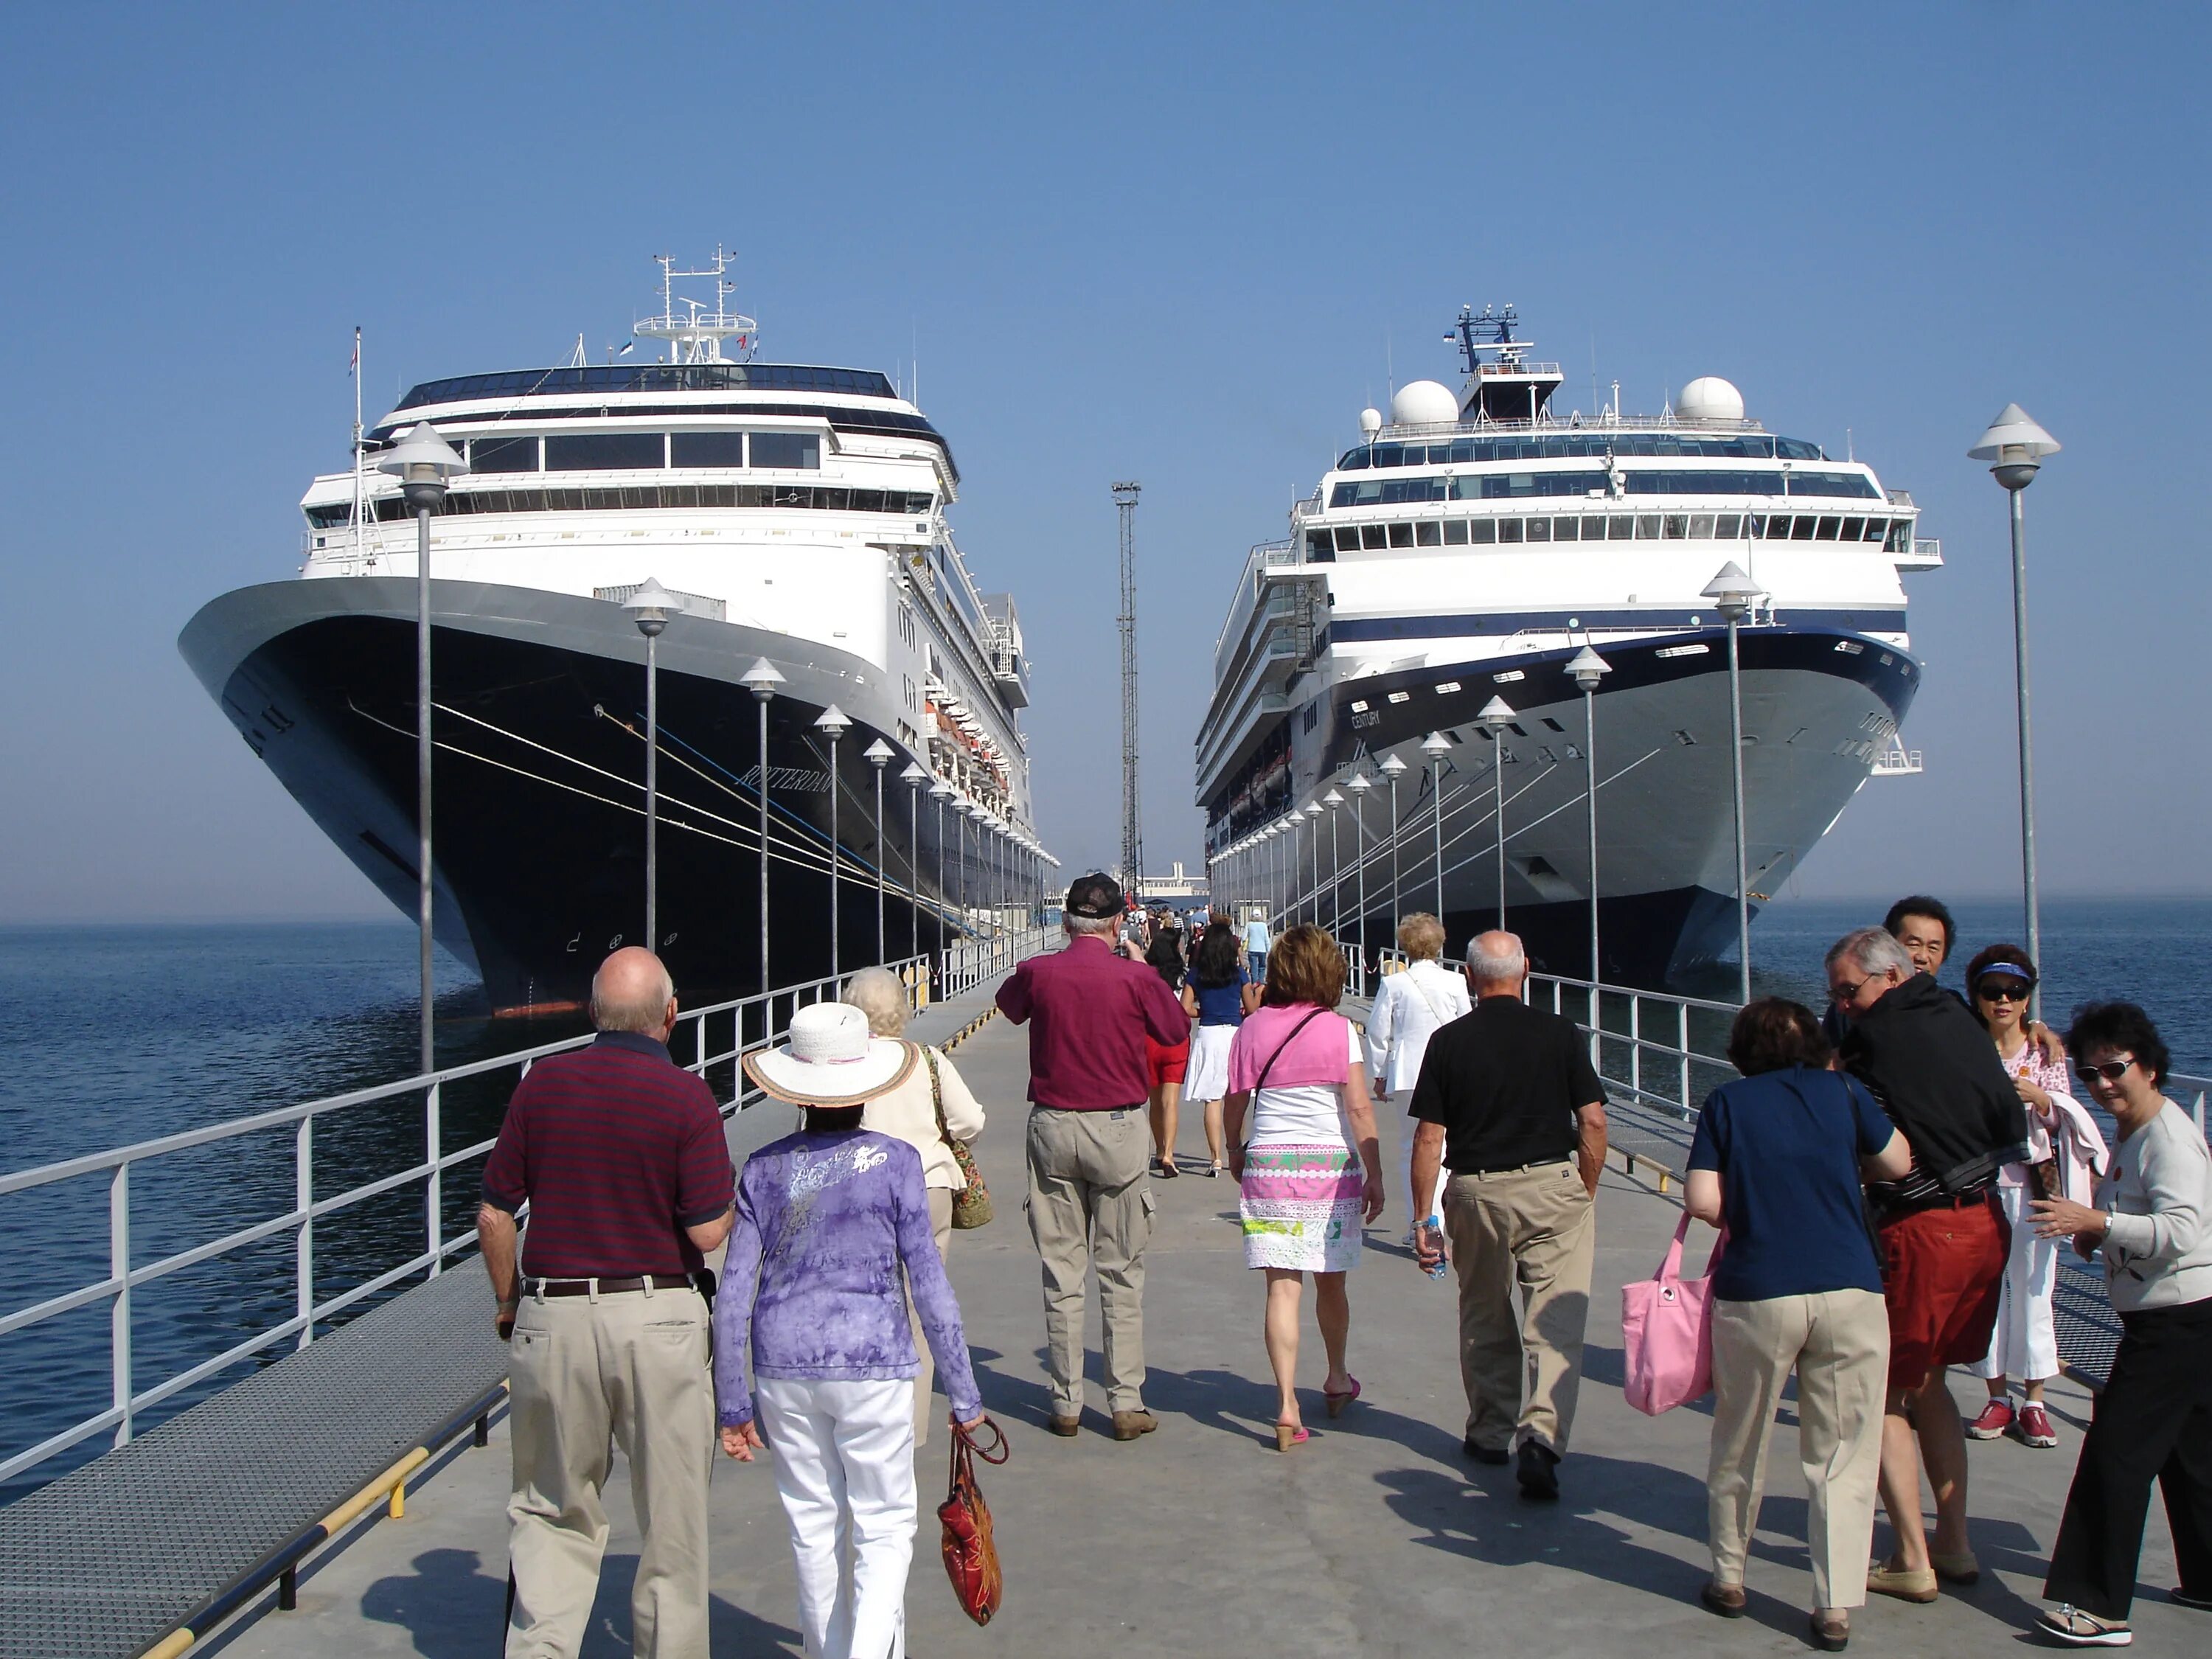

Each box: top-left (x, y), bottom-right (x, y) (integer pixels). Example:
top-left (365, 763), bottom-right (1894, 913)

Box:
top-left (1197, 306), bottom-right (1938, 983)
top-left (181, 255), bottom-right (1047, 1012)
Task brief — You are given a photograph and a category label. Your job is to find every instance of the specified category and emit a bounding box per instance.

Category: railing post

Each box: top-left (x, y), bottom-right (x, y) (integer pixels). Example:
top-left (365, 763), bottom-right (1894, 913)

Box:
top-left (1629, 995), bottom-right (1643, 1102)
top-left (425, 1079), bottom-right (442, 1276)
top-left (1677, 1003), bottom-right (1692, 1119)
top-left (110, 1162), bottom-right (132, 1447)
top-left (296, 1116), bottom-right (314, 1350)
top-left (1587, 983), bottom-right (1600, 1068)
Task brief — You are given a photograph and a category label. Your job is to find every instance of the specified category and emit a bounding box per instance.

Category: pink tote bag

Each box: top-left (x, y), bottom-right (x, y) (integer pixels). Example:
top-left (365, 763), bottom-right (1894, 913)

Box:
top-left (1621, 1213), bottom-right (1726, 1416)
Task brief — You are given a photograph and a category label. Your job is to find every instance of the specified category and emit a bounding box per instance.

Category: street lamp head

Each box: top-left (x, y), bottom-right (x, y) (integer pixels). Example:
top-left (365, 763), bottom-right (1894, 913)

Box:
top-left (929, 781), bottom-right (955, 800)
top-left (1323, 788), bottom-right (1346, 807)
top-left (899, 761), bottom-right (929, 785)
top-left (1346, 771), bottom-right (1372, 794)
top-left (863, 738), bottom-right (896, 768)
top-left (740, 656), bottom-right (785, 701)
top-left (1304, 801), bottom-right (1326, 820)
top-left (1379, 754), bottom-right (1408, 777)
top-left (376, 422), bottom-right (467, 510)
top-left (622, 579), bottom-right (679, 639)
top-left (814, 703), bottom-right (852, 738)
top-left (1477, 696), bottom-right (1516, 734)
top-left (1419, 731), bottom-right (1452, 759)
top-left (1566, 645), bottom-right (1613, 691)
top-left (1969, 402), bottom-right (2060, 493)
top-left (1701, 560), bottom-right (1762, 622)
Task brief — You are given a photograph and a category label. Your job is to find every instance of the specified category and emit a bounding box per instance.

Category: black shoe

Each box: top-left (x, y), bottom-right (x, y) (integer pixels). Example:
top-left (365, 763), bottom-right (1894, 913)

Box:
top-left (2173, 1587), bottom-right (2212, 1611)
top-left (1516, 1441), bottom-right (1560, 1500)
top-left (1461, 1435), bottom-right (1510, 1465)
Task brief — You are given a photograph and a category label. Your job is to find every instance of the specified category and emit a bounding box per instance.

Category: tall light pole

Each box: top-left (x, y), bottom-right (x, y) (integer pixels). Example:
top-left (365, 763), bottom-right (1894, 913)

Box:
top-left (815, 705), bottom-right (851, 982)
top-left (377, 423), bottom-right (466, 1074)
top-left (1567, 647), bottom-right (1612, 989)
top-left (1380, 754), bottom-right (1406, 938)
top-left (740, 658), bottom-right (785, 995)
top-left (930, 780), bottom-right (953, 970)
top-left (863, 739), bottom-right (895, 964)
top-left (900, 762), bottom-right (928, 958)
top-left (1703, 563), bottom-right (1763, 1006)
top-left (1346, 772), bottom-right (1371, 983)
top-left (1323, 788), bottom-right (1346, 936)
top-left (623, 581), bottom-right (679, 952)
top-left (1970, 405), bottom-right (2062, 1022)
top-left (1478, 698), bottom-right (1515, 929)
top-left (1420, 732), bottom-right (1452, 921)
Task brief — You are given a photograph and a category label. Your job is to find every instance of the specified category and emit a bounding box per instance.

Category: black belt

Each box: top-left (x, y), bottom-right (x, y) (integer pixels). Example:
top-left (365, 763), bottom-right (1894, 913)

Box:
top-left (525, 1273), bottom-right (698, 1297)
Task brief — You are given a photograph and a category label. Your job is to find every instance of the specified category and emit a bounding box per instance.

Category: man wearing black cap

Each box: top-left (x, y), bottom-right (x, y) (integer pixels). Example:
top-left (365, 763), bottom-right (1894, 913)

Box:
top-left (997, 873), bottom-right (1190, 1439)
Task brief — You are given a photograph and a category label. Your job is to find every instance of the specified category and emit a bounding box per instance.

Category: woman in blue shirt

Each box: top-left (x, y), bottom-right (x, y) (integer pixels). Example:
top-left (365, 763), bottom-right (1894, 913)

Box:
top-left (1685, 998), bottom-right (1911, 1651)
top-left (1180, 922), bottom-right (1261, 1178)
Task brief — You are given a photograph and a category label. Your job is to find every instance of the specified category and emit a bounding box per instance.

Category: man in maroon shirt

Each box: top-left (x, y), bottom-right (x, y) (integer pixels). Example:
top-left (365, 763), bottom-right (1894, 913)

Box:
top-left (997, 873), bottom-right (1189, 1440)
top-left (477, 947), bottom-right (734, 1659)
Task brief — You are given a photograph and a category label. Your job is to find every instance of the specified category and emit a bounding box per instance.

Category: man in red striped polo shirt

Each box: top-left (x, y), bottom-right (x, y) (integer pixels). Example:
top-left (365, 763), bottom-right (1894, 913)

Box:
top-left (478, 947), bottom-right (734, 1659)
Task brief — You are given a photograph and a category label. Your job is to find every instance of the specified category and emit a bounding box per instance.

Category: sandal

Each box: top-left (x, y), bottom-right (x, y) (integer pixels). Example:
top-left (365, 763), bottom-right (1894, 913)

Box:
top-left (1206, 1162), bottom-right (1225, 1179)
top-left (1274, 1422), bottom-right (1309, 1452)
top-left (1323, 1377), bottom-right (1362, 1418)
top-left (2035, 1604), bottom-right (2132, 1646)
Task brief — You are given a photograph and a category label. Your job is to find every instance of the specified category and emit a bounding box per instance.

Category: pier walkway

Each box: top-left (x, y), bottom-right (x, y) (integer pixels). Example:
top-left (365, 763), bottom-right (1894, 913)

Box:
top-left (190, 1006), bottom-right (2200, 1659)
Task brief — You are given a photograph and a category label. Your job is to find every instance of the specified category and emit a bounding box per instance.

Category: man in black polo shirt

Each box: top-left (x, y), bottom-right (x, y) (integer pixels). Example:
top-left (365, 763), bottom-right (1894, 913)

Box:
top-left (477, 947), bottom-right (735, 1659)
top-left (1411, 931), bottom-right (1608, 1500)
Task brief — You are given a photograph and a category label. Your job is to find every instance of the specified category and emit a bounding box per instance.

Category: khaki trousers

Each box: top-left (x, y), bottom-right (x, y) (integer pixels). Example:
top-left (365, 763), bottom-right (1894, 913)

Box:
top-left (1444, 1159), bottom-right (1596, 1455)
top-left (505, 1285), bottom-right (713, 1659)
top-left (1026, 1105), bottom-right (1152, 1416)
top-left (1708, 1289), bottom-right (1889, 1611)
top-left (905, 1186), bottom-right (956, 1448)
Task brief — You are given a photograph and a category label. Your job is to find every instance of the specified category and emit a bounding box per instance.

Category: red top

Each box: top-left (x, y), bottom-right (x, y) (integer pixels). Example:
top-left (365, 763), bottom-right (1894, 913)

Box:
top-left (995, 935), bottom-right (1191, 1109)
top-left (481, 1031), bottom-right (736, 1277)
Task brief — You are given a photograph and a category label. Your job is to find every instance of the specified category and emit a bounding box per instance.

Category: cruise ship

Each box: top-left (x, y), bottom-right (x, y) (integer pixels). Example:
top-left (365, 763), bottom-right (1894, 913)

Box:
top-left (181, 255), bottom-right (1048, 1012)
top-left (1197, 306), bottom-right (1938, 983)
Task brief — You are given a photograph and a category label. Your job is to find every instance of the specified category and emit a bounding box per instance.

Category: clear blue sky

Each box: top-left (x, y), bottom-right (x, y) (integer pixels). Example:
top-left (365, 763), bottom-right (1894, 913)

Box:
top-left (1, 2), bottom-right (2203, 924)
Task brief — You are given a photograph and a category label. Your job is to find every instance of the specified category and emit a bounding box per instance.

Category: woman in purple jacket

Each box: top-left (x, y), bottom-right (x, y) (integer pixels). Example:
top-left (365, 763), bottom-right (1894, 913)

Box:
top-left (719, 1002), bottom-right (984, 1659)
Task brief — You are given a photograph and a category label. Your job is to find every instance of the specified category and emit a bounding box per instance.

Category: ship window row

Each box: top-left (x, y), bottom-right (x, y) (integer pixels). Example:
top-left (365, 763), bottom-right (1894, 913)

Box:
top-left (394, 363), bottom-right (897, 410)
top-left (461, 431), bottom-right (822, 474)
top-left (305, 482), bottom-right (938, 528)
top-left (1303, 512), bottom-right (1907, 557)
top-left (1329, 469), bottom-right (1879, 508)
top-left (1337, 433), bottom-right (1828, 469)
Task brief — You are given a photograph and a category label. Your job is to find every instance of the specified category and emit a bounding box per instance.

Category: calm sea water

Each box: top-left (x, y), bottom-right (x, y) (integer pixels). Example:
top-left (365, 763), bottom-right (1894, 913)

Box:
top-left (0, 902), bottom-right (2203, 1499)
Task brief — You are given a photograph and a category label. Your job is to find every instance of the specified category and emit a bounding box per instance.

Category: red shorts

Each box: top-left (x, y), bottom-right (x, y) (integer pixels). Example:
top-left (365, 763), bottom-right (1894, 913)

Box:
top-left (1146, 1034), bottom-right (1189, 1088)
top-left (1877, 1195), bottom-right (2008, 1390)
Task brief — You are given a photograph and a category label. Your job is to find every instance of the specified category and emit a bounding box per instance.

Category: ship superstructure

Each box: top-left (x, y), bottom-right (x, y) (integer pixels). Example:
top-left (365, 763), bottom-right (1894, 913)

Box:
top-left (1198, 305), bottom-right (1939, 981)
top-left (183, 254), bottom-right (1048, 1011)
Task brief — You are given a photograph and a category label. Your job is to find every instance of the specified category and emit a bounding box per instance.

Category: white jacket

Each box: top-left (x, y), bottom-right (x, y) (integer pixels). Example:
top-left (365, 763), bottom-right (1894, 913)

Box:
top-left (1367, 959), bottom-right (1472, 1096)
top-left (860, 1043), bottom-right (987, 1191)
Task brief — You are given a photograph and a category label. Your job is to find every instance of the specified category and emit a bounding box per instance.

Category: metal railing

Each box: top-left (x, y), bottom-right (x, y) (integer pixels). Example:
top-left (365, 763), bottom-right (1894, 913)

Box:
top-left (0, 948), bottom-right (1015, 1489)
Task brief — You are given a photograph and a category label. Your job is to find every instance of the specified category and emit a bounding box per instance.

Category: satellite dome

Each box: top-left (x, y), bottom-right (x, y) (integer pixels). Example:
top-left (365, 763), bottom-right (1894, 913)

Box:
top-left (1677, 376), bottom-right (1745, 425)
top-left (1358, 407), bottom-right (1384, 436)
top-left (1391, 379), bottom-right (1461, 427)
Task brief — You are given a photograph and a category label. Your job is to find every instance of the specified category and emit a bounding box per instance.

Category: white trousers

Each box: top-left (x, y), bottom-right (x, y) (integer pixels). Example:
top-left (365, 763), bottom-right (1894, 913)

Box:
top-left (1967, 1183), bottom-right (2059, 1382)
top-left (756, 1377), bottom-right (917, 1659)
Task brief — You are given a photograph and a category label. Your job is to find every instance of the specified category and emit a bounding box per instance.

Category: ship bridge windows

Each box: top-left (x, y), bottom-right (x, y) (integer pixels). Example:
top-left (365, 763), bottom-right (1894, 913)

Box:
top-left (349, 481), bottom-right (936, 524)
top-left (750, 431), bottom-right (821, 470)
top-left (1335, 434), bottom-right (1829, 469)
top-left (470, 435), bottom-right (541, 473)
top-left (670, 431), bottom-right (746, 468)
top-left (1309, 509), bottom-right (1902, 554)
top-left (1328, 468), bottom-right (1877, 509)
top-left (545, 431), bottom-right (667, 470)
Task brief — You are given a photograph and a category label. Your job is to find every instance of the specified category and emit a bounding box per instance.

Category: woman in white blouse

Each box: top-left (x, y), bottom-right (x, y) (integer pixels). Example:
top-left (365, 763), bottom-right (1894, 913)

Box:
top-left (842, 966), bottom-right (987, 1445)
top-left (1365, 914), bottom-right (1472, 1234)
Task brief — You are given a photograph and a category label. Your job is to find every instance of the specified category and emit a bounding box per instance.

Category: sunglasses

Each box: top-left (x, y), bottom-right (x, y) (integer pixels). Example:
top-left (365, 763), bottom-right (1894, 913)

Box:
top-left (1975, 981), bottom-right (2032, 1003)
top-left (2076, 1057), bottom-right (2136, 1086)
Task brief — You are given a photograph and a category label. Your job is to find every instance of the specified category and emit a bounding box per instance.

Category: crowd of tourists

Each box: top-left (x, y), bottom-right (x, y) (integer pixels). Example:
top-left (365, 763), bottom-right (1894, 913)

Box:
top-left (470, 879), bottom-right (2209, 1658)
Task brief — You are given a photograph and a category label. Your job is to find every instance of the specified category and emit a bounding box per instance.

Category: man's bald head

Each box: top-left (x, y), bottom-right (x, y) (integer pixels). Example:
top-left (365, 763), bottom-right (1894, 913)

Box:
top-left (1465, 930), bottom-right (1528, 992)
top-left (591, 947), bottom-right (677, 1035)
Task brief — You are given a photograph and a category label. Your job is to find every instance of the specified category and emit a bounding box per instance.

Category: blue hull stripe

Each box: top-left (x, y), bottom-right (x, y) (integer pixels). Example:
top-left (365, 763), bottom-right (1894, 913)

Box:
top-left (1328, 606), bottom-right (1906, 643)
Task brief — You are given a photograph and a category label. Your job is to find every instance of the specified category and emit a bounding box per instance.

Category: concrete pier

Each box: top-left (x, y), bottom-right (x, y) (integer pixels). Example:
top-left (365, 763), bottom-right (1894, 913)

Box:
top-left (202, 1006), bottom-right (2196, 1658)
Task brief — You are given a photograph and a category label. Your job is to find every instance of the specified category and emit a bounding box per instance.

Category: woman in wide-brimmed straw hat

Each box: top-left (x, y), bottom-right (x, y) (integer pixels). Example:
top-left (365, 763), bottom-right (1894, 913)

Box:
top-left (716, 1002), bottom-right (984, 1659)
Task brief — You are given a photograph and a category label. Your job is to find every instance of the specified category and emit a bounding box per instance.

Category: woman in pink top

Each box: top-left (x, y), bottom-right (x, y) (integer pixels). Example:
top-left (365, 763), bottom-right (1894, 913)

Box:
top-left (1223, 926), bottom-right (1385, 1451)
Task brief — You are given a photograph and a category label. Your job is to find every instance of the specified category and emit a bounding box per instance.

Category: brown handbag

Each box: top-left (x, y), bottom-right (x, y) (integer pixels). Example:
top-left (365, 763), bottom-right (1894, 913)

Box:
top-left (922, 1046), bottom-right (992, 1228)
top-left (936, 1414), bottom-right (1009, 1624)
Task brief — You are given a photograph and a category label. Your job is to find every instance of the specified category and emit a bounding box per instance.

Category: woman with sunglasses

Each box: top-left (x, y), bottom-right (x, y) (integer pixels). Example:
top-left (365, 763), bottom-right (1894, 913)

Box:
top-left (2028, 1002), bottom-right (2212, 1646)
top-left (1962, 947), bottom-right (2107, 1453)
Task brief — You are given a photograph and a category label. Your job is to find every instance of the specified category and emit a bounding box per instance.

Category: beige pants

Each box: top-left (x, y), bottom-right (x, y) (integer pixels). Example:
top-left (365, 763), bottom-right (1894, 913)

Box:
top-left (1708, 1289), bottom-right (1890, 1611)
top-left (905, 1186), bottom-right (956, 1448)
top-left (504, 1285), bottom-right (713, 1659)
top-left (1026, 1105), bottom-right (1152, 1416)
top-left (1444, 1159), bottom-right (1596, 1455)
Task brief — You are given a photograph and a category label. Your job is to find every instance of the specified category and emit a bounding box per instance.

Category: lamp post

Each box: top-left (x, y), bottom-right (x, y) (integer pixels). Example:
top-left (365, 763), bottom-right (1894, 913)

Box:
top-left (956, 801), bottom-right (973, 967)
top-left (1346, 772), bottom-right (1371, 987)
top-left (900, 762), bottom-right (927, 958)
top-left (1567, 647), bottom-right (1612, 989)
top-left (1322, 788), bottom-right (1346, 936)
top-left (863, 739), bottom-right (895, 964)
top-left (622, 581), bottom-right (679, 952)
top-left (1703, 563), bottom-right (1763, 1006)
top-left (740, 658), bottom-right (785, 995)
top-left (1380, 754), bottom-right (1406, 939)
top-left (815, 705), bottom-right (851, 982)
top-left (1302, 801), bottom-right (1326, 924)
top-left (376, 423), bottom-right (466, 1075)
top-left (1969, 405), bottom-right (2062, 1022)
top-left (1477, 698), bottom-right (1515, 928)
top-left (1420, 732), bottom-right (1452, 919)
top-left (929, 781), bottom-right (953, 971)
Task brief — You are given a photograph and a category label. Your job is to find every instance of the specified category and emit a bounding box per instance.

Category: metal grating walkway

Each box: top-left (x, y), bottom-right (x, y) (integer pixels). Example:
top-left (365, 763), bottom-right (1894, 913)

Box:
top-left (0, 1264), bottom-right (507, 1659)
